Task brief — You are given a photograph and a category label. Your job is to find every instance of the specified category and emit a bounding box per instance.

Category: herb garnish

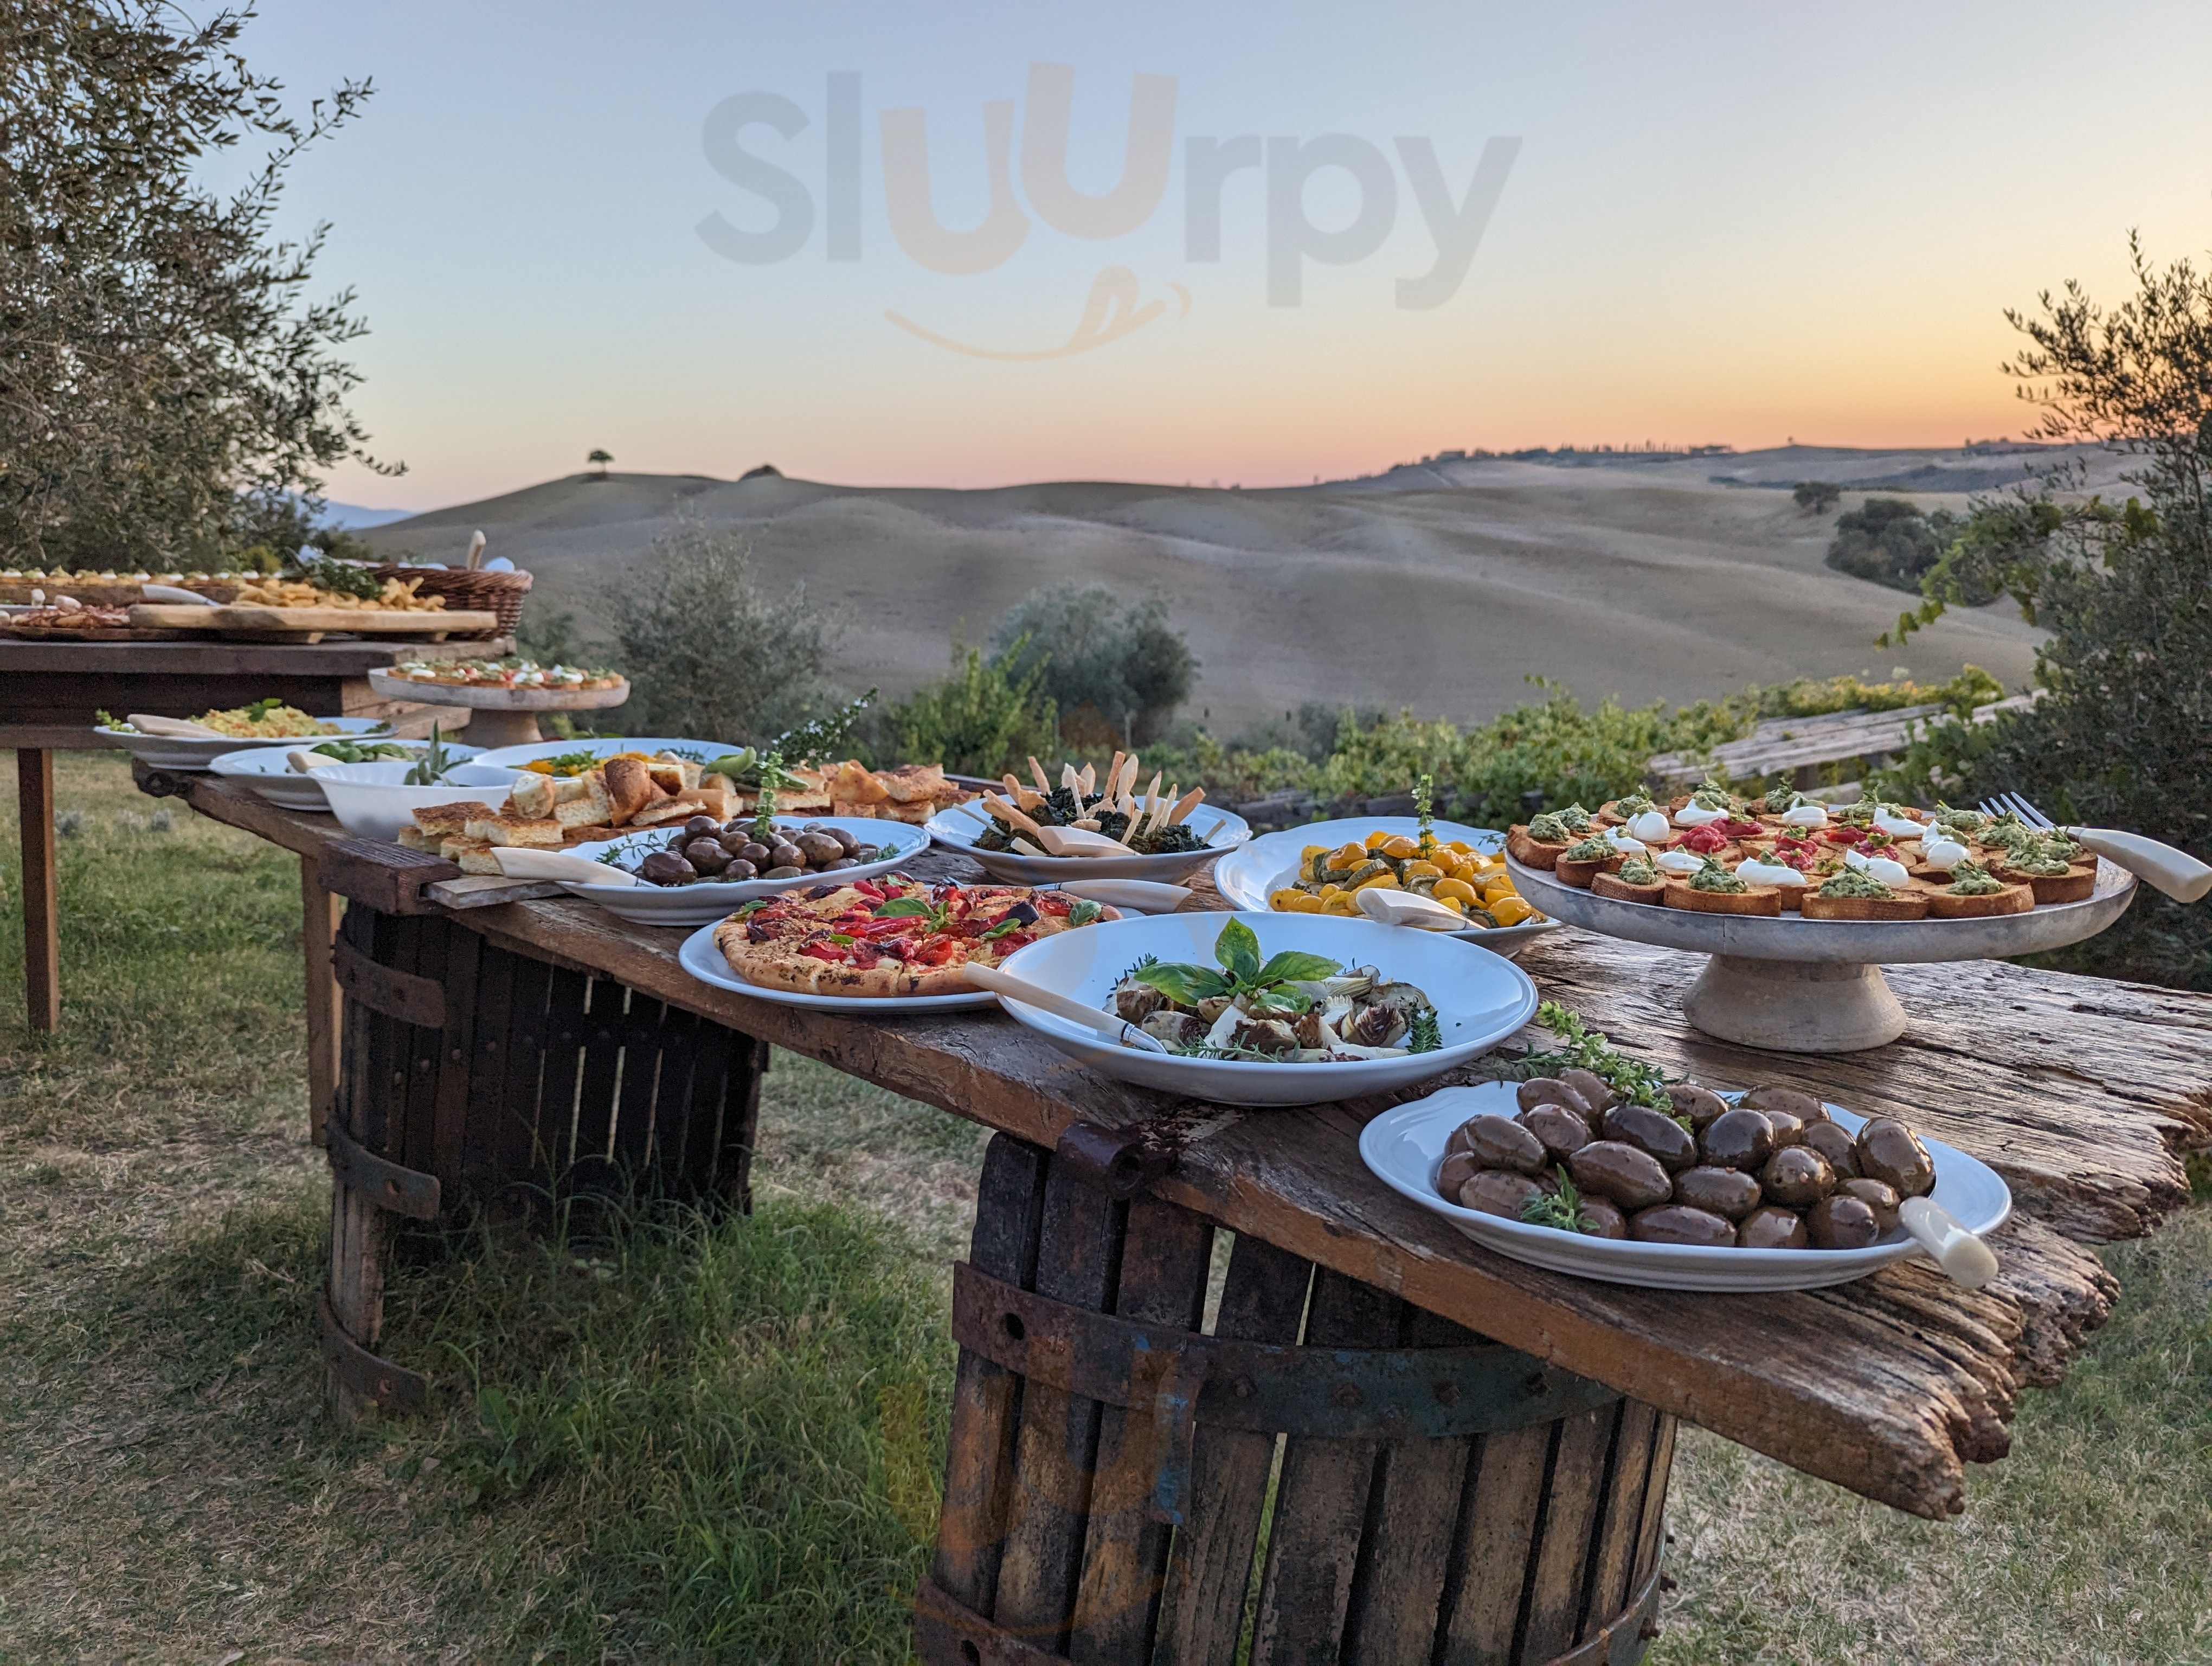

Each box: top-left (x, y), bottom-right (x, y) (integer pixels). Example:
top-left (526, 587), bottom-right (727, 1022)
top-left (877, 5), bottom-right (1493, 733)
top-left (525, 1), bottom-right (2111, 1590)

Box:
top-left (1521, 1167), bottom-right (1604, 1234)
top-left (403, 723), bottom-right (452, 786)
top-left (1515, 1001), bottom-right (1673, 1113)
top-left (1127, 918), bottom-right (1341, 1017)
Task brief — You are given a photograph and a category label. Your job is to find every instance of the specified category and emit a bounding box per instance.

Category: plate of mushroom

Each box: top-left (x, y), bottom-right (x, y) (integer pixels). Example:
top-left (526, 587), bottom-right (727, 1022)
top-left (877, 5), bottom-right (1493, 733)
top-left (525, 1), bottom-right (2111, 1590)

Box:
top-left (1360, 1073), bottom-right (2010, 1291)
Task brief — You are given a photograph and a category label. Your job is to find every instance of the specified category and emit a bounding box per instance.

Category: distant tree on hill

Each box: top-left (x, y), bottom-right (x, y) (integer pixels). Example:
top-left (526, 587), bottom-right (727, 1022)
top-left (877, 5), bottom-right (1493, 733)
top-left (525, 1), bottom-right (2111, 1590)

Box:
top-left (1825, 497), bottom-right (1971, 594)
top-left (1793, 481), bottom-right (1842, 514)
top-left (587, 448), bottom-right (613, 479)
top-left (1, 0), bottom-right (396, 571)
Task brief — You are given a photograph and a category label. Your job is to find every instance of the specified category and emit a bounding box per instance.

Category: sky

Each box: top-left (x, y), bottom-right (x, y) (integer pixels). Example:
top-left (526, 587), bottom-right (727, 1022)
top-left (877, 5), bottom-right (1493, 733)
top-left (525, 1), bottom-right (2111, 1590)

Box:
top-left (229, 1), bottom-right (2212, 511)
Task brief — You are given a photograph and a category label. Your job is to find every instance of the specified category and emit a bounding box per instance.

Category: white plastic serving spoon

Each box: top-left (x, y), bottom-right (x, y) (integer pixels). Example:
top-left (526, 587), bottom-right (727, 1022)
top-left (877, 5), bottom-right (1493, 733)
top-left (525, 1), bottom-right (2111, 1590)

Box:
top-left (126, 713), bottom-right (225, 738)
top-left (489, 847), bottom-right (641, 887)
top-left (1356, 886), bottom-right (1475, 931)
top-left (1054, 879), bottom-right (1192, 915)
top-left (1898, 1196), bottom-right (1999, 1290)
top-left (140, 584), bottom-right (220, 606)
top-left (286, 748), bottom-right (340, 774)
top-left (961, 963), bottom-right (1171, 1052)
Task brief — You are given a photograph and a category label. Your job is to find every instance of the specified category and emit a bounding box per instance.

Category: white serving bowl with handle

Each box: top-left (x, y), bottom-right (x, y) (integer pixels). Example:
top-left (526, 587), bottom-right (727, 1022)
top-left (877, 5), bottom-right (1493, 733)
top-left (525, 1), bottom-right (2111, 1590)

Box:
top-left (314, 759), bottom-right (529, 842)
top-left (209, 739), bottom-right (485, 811)
top-left (988, 911), bottom-right (1538, 1107)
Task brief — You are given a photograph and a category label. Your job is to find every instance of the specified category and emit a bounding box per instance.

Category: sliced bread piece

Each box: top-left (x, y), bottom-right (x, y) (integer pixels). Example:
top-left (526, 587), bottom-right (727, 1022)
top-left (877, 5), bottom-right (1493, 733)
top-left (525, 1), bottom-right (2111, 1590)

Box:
top-left (413, 799), bottom-right (496, 837)
top-left (463, 814), bottom-right (563, 848)
top-left (1925, 882), bottom-right (2036, 919)
top-left (1662, 881), bottom-right (1784, 917)
top-left (630, 794), bottom-right (709, 829)
top-left (1799, 889), bottom-right (1930, 921)
top-left (602, 757), bottom-right (655, 825)
top-left (1589, 870), bottom-right (1664, 905)
top-left (1995, 861), bottom-right (2097, 905)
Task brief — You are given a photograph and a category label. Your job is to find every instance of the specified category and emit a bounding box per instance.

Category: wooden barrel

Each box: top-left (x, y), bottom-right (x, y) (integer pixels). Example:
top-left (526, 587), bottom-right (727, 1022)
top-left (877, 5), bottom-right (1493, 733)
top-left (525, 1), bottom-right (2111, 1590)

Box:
top-left (320, 901), bottom-right (768, 1417)
top-left (918, 1132), bottom-right (1674, 1666)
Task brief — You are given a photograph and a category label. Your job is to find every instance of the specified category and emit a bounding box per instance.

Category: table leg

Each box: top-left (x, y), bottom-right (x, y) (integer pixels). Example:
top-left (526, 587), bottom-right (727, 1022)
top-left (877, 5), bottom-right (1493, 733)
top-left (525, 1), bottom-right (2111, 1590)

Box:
top-left (301, 855), bottom-right (342, 1145)
top-left (18, 748), bottom-right (59, 1032)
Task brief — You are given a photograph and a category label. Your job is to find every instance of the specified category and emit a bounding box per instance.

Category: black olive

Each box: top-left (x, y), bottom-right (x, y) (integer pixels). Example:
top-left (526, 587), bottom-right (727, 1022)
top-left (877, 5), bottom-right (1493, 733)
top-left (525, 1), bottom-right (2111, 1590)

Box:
top-left (740, 842), bottom-right (774, 866)
top-left (1628, 1204), bottom-right (1735, 1246)
top-left (1001, 901), bottom-right (1039, 926)
top-left (763, 865), bottom-right (804, 879)
top-left (1672, 1165), bottom-right (1763, 1221)
top-left (1458, 1169), bottom-right (1545, 1219)
top-left (1804, 1194), bottom-right (1879, 1250)
top-left (1450, 1115), bottom-right (1547, 1176)
top-left (1738, 1206), bottom-right (1810, 1250)
top-left (1565, 1141), bottom-right (1673, 1212)
top-left (1558, 1067), bottom-right (1616, 1114)
top-left (717, 829), bottom-right (754, 857)
top-left (722, 858), bottom-right (758, 881)
top-left (1580, 1198), bottom-right (1628, 1239)
top-left (769, 842), bottom-right (805, 870)
top-left (1437, 1151), bottom-right (1483, 1197)
top-left (639, 851), bottom-right (695, 886)
top-left (826, 826), bottom-right (860, 854)
top-left (1855, 1118), bottom-right (1935, 1199)
top-left (1666, 1083), bottom-right (1731, 1130)
top-left (1799, 1121), bottom-right (1860, 1178)
top-left (796, 832), bottom-right (846, 867)
top-left (684, 838), bottom-right (731, 875)
top-left (1701, 1108), bottom-right (1774, 1172)
top-left (821, 857), bottom-right (857, 871)
top-left (1761, 1108), bottom-right (1807, 1148)
top-left (1759, 1145), bottom-right (1835, 1209)
top-left (1837, 1177), bottom-right (1901, 1232)
top-left (1516, 1101), bottom-right (1593, 1164)
top-left (1600, 1103), bottom-right (1697, 1173)
top-left (1518, 1076), bottom-right (1592, 1117)
top-left (683, 815), bottom-right (721, 838)
top-left (851, 844), bottom-right (879, 863)
top-left (1742, 1085), bottom-right (1828, 1125)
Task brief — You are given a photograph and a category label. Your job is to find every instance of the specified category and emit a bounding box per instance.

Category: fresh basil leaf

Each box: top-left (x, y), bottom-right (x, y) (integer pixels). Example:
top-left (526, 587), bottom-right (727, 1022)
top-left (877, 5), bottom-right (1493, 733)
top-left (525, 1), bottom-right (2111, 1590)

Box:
top-left (981, 917), bottom-right (1023, 940)
top-left (1255, 950), bottom-right (1343, 987)
top-left (1131, 962), bottom-right (1230, 1006)
top-left (1214, 918), bottom-right (1262, 983)
top-left (872, 898), bottom-right (936, 918)
top-left (1250, 985), bottom-right (1312, 1015)
top-left (1067, 898), bottom-right (1104, 926)
top-left (826, 933), bottom-right (856, 945)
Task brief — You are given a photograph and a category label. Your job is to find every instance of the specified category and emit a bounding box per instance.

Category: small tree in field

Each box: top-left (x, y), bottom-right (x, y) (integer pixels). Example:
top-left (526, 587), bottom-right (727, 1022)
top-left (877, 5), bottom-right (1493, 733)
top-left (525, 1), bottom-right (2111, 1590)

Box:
top-left (1793, 480), bottom-right (1841, 514)
top-left (588, 448), bottom-right (613, 479)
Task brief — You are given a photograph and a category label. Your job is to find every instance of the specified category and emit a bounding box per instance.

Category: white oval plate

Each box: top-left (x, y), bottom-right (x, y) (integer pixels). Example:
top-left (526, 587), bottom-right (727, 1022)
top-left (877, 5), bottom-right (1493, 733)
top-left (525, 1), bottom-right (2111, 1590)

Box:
top-left (1213, 816), bottom-right (1562, 956)
top-left (990, 912), bottom-right (1538, 1107)
top-left (209, 739), bottom-right (485, 812)
top-left (466, 736), bottom-right (738, 771)
top-left (96, 715), bottom-right (395, 772)
top-left (315, 759), bottom-right (530, 842)
top-left (924, 797), bottom-right (1250, 884)
top-left (1360, 1079), bottom-right (2011, 1291)
top-left (677, 920), bottom-right (996, 1013)
top-left (558, 818), bottom-right (933, 926)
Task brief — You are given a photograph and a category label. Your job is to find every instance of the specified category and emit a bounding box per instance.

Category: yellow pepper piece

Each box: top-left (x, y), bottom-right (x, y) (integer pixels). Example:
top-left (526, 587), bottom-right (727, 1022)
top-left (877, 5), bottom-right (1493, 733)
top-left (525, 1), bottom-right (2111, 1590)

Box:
top-left (1269, 889), bottom-right (1306, 911)
top-left (1329, 842), bottom-right (1367, 869)
top-left (1317, 883), bottom-right (1341, 899)
top-left (1301, 845), bottom-right (1328, 863)
top-left (1381, 835), bottom-right (1421, 860)
top-left (1284, 893), bottom-right (1326, 914)
top-left (1402, 859), bottom-right (1442, 880)
top-left (1364, 829), bottom-right (1392, 850)
top-left (1488, 895), bottom-right (1536, 926)
top-left (1447, 840), bottom-right (1474, 855)
top-left (1436, 894), bottom-right (1467, 914)
top-left (1353, 872), bottom-right (1401, 891)
top-left (1433, 877), bottom-right (1478, 904)
top-left (1323, 894), bottom-right (1359, 915)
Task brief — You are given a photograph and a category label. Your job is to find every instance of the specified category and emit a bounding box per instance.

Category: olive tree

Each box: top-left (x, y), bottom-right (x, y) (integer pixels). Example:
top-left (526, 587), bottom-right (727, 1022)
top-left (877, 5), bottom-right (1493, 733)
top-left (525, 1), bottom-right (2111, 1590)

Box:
top-left (989, 584), bottom-right (1197, 747)
top-left (1, 1), bottom-right (395, 570)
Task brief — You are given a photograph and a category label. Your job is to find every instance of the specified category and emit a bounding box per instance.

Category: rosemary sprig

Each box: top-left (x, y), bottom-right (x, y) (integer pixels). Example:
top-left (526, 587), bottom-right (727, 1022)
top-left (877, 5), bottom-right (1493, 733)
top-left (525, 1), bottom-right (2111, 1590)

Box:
top-left (1520, 1167), bottom-right (1603, 1234)
top-left (1407, 1007), bottom-right (1442, 1054)
top-left (1513, 1001), bottom-right (1674, 1113)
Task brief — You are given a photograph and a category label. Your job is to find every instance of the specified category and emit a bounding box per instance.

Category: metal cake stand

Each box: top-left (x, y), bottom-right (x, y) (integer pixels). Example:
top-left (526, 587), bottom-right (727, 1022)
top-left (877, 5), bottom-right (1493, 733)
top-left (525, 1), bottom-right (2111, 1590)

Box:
top-left (365, 669), bottom-right (629, 748)
top-left (1507, 855), bottom-right (2138, 1052)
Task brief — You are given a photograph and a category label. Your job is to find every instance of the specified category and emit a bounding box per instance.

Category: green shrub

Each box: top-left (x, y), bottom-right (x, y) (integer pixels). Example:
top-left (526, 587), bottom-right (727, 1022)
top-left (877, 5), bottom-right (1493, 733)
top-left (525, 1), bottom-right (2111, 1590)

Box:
top-left (990, 585), bottom-right (1197, 747)
top-left (1825, 498), bottom-right (1969, 594)
top-left (882, 638), bottom-right (1058, 778)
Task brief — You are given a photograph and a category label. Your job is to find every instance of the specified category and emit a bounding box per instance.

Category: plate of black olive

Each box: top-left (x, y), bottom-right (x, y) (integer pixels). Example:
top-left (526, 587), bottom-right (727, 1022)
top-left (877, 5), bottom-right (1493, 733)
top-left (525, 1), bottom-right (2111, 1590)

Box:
top-left (1359, 1077), bottom-right (2009, 1291)
top-left (557, 816), bottom-right (930, 926)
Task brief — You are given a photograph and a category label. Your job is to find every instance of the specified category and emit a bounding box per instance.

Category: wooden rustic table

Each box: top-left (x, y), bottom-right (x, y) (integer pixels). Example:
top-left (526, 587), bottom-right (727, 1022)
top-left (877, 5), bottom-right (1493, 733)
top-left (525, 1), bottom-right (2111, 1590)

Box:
top-left (131, 768), bottom-right (2212, 1665)
top-left (1, 635), bottom-right (509, 1043)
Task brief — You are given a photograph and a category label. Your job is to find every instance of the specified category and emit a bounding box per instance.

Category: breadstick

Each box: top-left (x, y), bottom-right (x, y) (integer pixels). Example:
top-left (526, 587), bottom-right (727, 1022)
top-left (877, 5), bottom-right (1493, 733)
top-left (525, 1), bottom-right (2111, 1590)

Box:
top-left (983, 792), bottom-right (1046, 839)
top-left (1105, 752), bottom-right (1125, 803)
top-left (1028, 756), bottom-right (1052, 795)
top-left (1168, 787), bottom-right (1206, 825)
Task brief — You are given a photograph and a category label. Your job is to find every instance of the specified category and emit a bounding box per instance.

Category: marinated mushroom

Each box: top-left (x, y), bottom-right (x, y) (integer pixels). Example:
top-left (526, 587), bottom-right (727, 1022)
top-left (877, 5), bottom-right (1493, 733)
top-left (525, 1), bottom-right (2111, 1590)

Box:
top-left (1855, 1118), bottom-right (1935, 1198)
top-left (1601, 1103), bottom-right (1697, 1172)
top-left (1566, 1140), bottom-right (1674, 1212)
top-left (1673, 1165), bottom-right (1763, 1221)
top-left (1628, 1204), bottom-right (1737, 1246)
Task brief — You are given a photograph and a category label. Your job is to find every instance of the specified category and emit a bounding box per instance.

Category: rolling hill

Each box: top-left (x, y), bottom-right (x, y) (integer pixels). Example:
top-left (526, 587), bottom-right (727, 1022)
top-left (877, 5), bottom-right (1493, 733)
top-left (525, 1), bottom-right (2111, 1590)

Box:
top-left (356, 447), bottom-right (2072, 734)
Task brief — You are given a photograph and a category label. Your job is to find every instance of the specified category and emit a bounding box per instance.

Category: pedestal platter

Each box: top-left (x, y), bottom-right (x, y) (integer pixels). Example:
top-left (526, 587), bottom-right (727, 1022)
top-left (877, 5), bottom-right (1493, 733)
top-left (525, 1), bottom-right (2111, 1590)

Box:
top-left (365, 667), bottom-right (631, 748)
top-left (1508, 853), bottom-right (2138, 1052)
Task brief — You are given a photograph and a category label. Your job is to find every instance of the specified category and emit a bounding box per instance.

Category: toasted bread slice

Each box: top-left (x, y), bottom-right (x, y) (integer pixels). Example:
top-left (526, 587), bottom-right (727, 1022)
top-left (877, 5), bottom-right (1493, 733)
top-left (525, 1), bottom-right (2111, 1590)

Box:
top-left (831, 798), bottom-right (880, 819)
top-left (1553, 851), bottom-right (1621, 888)
top-left (1504, 825), bottom-right (1570, 870)
top-left (630, 794), bottom-right (708, 829)
top-left (464, 814), bottom-right (562, 848)
top-left (1589, 870), bottom-right (1665, 905)
top-left (1925, 883), bottom-right (2036, 919)
top-left (880, 798), bottom-right (935, 824)
top-left (396, 826), bottom-right (434, 851)
top-left (1662, 882), bottom-right (1784, 917)
top-left (554, 776), bottom-right (613, 829)
top-left (507, 773), bottom-right (558, 818)
top-left (1799, 890), bottom-right (1930, 921)
top-left (412, 799), bottom-right (496, 836)
top-left (828, 759), bottom-right (890, 806)
top-left (602, 757), bottom-right (655, 825)
top-left (878, 762), bottom-right (950, 804)
top-left (1996, 862), bottom-right (2096, 905)
top-left (439, 835), bottom-right (497, 871)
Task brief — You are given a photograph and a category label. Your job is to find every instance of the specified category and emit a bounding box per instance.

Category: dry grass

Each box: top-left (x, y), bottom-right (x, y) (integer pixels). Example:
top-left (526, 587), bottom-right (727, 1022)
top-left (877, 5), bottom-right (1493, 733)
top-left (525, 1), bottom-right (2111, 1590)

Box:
top-left (3, 753), bottom-right (2208, 1664)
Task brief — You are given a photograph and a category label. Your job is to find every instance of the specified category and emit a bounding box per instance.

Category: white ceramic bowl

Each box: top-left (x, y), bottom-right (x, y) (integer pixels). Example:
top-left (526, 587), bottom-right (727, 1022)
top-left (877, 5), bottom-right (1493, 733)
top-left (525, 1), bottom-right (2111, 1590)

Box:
top-left (208, 739), bottom-right (485, 812)
top-left (466, 736), bottom-right (738, 771)
top-left (925, 797), bottom-right (1250, 884)
top-left (557, 818), bottom-right (933, 926)
top-left (989, 911), bottom-right (1538, 1107)
top-left (1360, 1080), bottom-right (2011, 1291)
top-left (97, 715), bottom-right (395, 772)
top-left (316, 759), bottom-right (528, 842)
top-left (1212, 816), bottom-right (1562, 957)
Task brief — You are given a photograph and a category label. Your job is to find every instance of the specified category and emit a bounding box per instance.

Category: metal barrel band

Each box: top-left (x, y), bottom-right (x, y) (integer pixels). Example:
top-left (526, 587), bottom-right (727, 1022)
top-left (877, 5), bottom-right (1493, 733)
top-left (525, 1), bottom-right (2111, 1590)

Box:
top-left (1051, 1117), bottom-right (1172, 1197)
top-left (318, 1289), bottom-right (428, 1413)
top-left (950, 1260), bottom-right (1620, 1526)
top-left (325, 1121), bottom-right (442, 1220)
top-left (911, 1579), bottom-right (1070, 1666)
top-left (1541, 1555), bottom-right (1667, 1666)
top-left (332, 931), bottom-right (447, 1027)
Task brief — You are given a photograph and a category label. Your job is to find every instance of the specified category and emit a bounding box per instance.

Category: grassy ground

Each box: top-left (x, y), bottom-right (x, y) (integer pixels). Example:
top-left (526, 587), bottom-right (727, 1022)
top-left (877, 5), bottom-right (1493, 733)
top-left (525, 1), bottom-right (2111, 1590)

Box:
top-left (2, 753), bottom-right (2208, 1664)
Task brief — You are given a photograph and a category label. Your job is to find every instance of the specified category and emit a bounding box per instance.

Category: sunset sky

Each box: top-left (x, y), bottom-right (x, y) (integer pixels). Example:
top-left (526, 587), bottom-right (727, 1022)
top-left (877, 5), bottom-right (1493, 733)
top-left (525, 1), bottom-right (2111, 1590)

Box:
top-left (241, 0), bottom-right (2212, 511)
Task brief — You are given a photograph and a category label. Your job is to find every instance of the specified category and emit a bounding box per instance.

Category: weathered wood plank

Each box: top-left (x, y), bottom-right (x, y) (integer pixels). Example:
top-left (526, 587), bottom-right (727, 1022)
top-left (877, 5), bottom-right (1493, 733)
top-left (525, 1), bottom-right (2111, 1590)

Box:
top-left (1516, 1402), bottom-right (1618, 1662)
top-left (18, 749), bottom-right (60, 1032)
top-left (299, 855), bottom-right (343, 1145)
top-left (1578, 1401), bottom-right (1660, 1643)
top-left (1436, 1420), bottom-right (1553, 1665)
top-left (460, 945), bottom-right (518, 1182)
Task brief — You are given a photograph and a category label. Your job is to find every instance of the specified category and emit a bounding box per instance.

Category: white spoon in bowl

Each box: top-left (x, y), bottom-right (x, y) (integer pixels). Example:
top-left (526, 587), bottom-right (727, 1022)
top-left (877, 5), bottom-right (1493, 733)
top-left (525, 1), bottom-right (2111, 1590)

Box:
top-left (1898, 1196), bottom-right (1999, 1290)
top-left (961, 964), bottom-right (1171, 1052)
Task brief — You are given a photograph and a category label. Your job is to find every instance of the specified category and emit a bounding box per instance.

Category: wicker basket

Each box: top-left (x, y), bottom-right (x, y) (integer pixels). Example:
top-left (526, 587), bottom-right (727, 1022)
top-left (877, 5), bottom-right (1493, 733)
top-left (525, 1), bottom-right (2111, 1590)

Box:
top-left (369, 566), bottom-right (531, 638)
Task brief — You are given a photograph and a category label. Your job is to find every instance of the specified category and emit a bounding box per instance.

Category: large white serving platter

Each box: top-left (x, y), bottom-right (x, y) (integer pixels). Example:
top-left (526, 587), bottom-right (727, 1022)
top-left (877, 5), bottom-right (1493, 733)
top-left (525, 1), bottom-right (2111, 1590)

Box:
top-left (96, 715), bottom-right (394, 772)
top-left (925, 797), bottom-right (1250, 884)
top-left (990, 912), bottom-right (1538, 1107)
top-left (1360, 1079), bottom-right (2011, 1291)
top-left (466, 736), bottom-right (738, 771)
top-left (677, 920), bottom-right (995, 1013)
top-left (557, 818), bottom-right (932, 926)
top-left (1213, 816), bottom-right (1562, 956)
top-left (1507, 854), bottom-right (2137, 964)
top-left (208, 739), bottom-right (485, 811)
top-left (364, 668), bottom-right (631, 710)
top-left (315, 759), bottom-right (531, 841)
